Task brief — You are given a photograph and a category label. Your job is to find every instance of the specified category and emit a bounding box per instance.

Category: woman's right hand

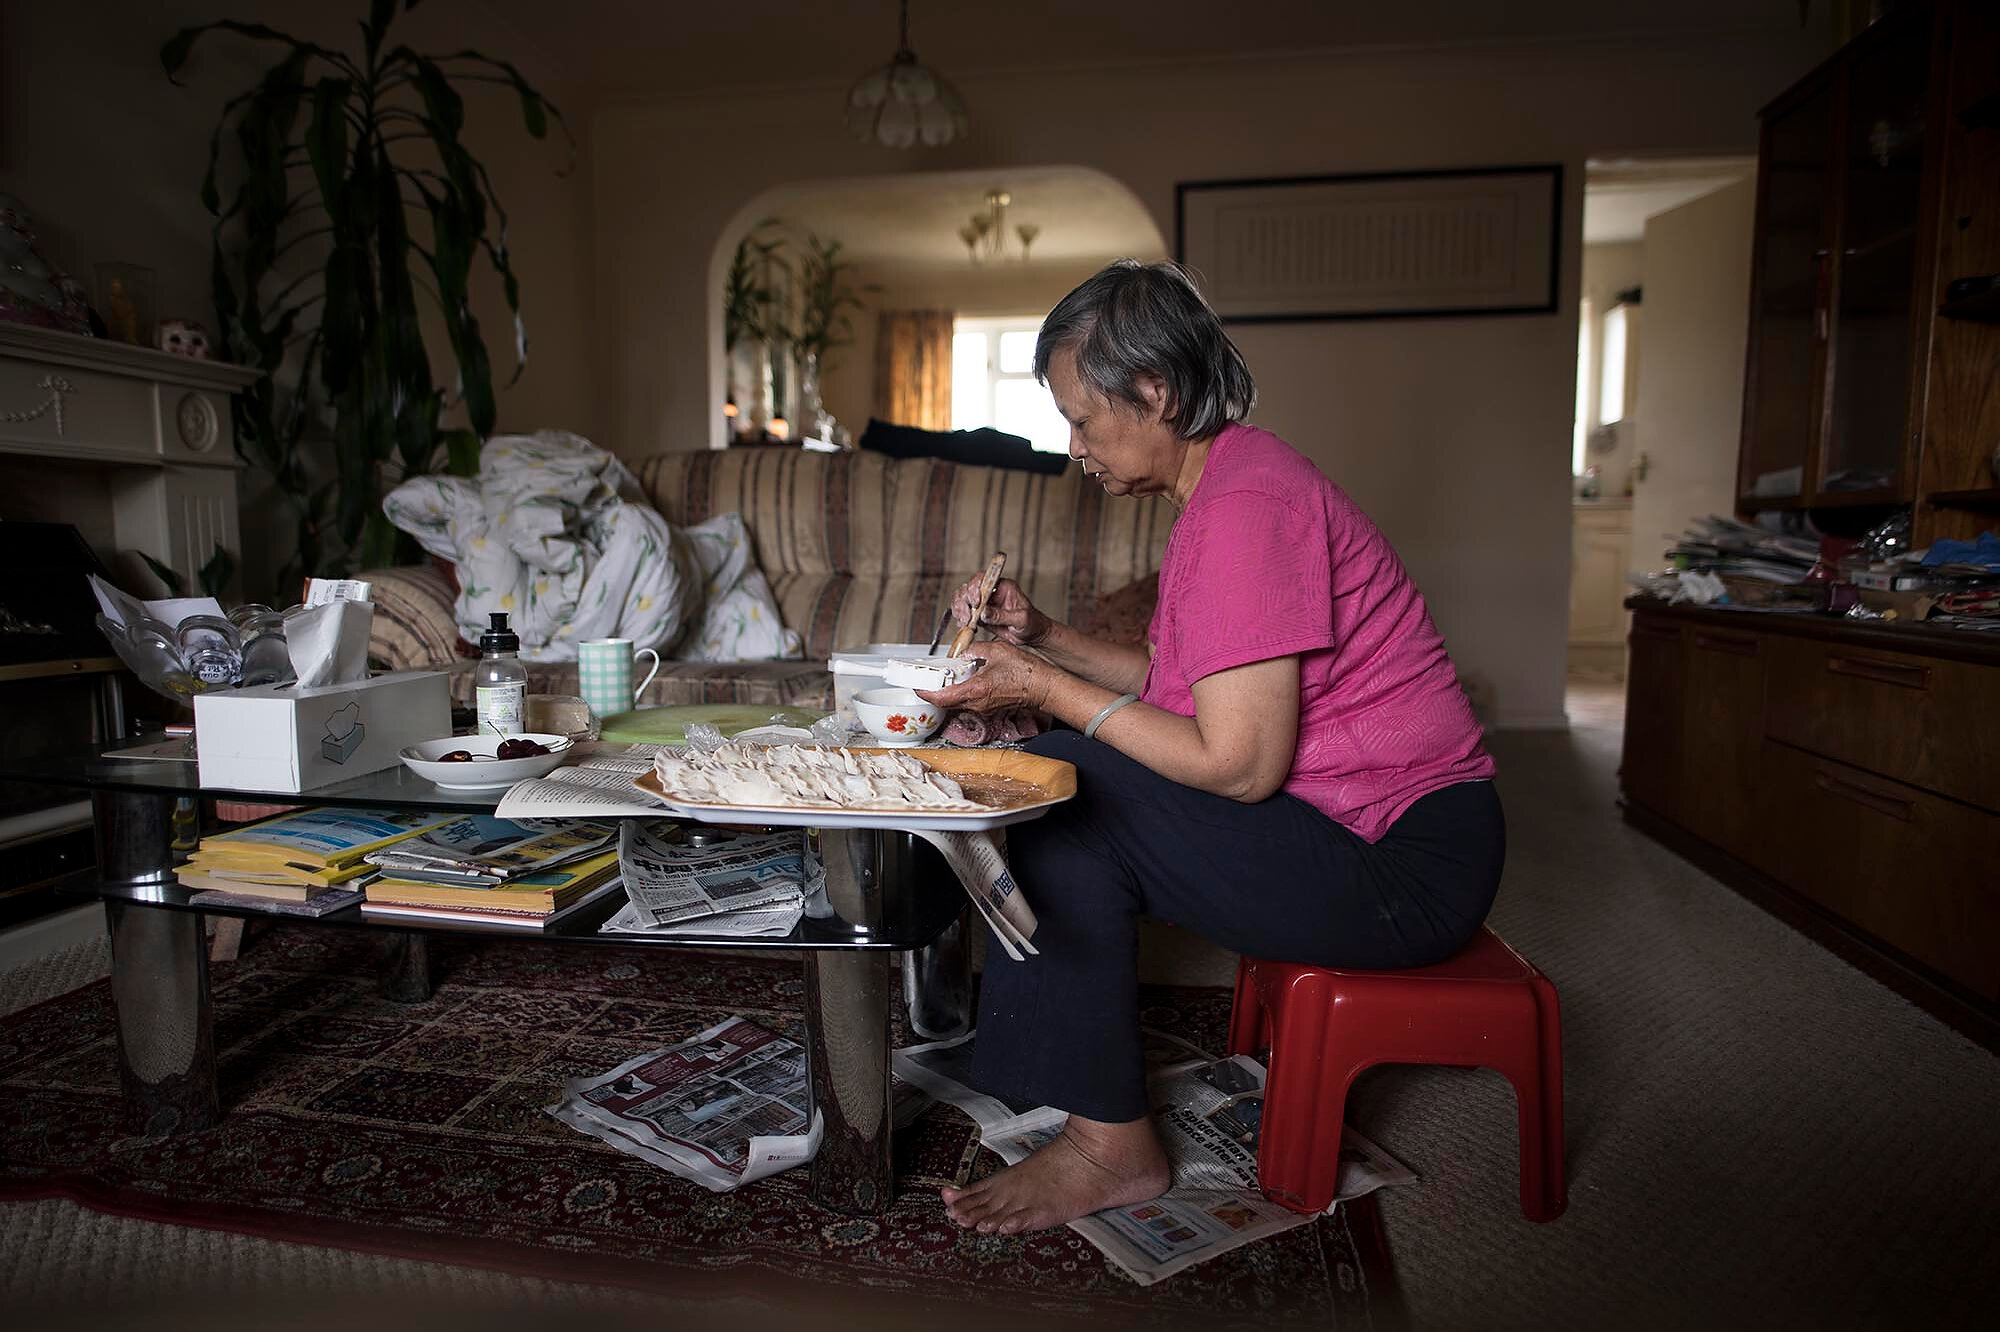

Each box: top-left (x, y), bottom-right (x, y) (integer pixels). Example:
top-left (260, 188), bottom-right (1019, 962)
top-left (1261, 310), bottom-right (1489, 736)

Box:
top-left (952, 576), bottom-right (1050, 647)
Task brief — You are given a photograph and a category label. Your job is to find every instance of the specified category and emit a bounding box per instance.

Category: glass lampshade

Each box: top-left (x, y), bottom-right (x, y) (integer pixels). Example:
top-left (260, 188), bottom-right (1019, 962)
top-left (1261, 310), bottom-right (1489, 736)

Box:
top-left (847, 51), bottom-right (970, 148)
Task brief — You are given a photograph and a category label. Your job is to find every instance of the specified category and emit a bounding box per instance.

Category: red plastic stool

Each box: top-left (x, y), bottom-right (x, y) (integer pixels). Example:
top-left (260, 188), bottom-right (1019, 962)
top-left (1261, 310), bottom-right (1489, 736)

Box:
top-left (1226, 925), bottom-right (1566, 1222)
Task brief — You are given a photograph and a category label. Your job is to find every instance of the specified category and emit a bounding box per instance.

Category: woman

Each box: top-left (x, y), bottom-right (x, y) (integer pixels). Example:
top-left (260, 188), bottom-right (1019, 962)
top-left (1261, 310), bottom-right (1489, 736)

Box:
top-left (918, 260), bottom-right (1503, 1235)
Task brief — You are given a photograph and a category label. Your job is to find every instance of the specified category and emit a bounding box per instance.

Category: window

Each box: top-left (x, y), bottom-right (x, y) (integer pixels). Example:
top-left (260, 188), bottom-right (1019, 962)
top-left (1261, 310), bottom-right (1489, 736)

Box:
top-left (1572, 296), bottom-right (1593, 476)
top-left (1599, 303), bottom-right (1628, 428)
top-left (951, 317), bottom-right (1069, 452)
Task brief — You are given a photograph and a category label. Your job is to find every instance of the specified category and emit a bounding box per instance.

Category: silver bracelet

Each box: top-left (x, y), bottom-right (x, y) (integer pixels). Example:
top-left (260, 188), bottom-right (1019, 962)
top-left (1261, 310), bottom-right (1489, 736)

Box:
top-left (1083, 692), bottom-right (1139, 740)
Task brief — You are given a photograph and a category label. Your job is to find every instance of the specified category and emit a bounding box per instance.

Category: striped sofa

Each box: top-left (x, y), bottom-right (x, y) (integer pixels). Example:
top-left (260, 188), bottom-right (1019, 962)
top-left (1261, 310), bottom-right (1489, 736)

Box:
top-left (364, 447), bottom-right (1175, 709)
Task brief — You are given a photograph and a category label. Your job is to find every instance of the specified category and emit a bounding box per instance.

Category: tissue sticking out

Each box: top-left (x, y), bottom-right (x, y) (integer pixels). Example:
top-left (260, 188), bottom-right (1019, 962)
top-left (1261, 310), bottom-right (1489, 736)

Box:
top-left (652, 741), bottom-right (980, 811)
top-left (881, 657), bottom-right (976, 691)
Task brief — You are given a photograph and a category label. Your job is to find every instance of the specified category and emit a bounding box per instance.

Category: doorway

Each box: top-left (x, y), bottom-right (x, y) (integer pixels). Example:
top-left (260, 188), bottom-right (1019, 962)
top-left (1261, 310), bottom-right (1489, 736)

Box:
top-left (1566, 155), bottom-right (1755, 691)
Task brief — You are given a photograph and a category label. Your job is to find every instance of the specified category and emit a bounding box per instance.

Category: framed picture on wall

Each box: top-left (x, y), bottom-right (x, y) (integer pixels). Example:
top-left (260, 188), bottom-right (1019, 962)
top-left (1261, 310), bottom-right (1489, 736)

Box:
top-left (1175, 165), bottom-right (1562, 323)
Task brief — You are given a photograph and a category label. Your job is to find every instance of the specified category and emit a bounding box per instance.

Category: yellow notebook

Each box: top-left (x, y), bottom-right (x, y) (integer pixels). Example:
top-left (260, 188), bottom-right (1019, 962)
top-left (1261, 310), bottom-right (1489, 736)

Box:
top-left (195, 808), bottom-right (457, 875)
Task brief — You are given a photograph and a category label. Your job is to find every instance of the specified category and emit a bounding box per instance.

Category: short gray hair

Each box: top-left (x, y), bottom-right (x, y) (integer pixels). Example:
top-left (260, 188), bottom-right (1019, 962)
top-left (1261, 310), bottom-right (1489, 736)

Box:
top-left (1034, 259), bottom-right (1256, 440)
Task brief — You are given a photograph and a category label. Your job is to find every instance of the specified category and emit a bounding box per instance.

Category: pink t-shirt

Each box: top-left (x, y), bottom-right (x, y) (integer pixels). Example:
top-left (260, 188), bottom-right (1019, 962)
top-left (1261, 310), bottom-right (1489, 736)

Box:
top-left (1141, 423), bottom-right (1495, 842)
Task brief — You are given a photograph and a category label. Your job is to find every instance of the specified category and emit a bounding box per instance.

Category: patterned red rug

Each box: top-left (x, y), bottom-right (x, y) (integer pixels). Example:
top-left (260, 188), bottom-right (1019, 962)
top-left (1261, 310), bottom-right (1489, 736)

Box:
top-left (0, 927), bottom-right (1393, 1326)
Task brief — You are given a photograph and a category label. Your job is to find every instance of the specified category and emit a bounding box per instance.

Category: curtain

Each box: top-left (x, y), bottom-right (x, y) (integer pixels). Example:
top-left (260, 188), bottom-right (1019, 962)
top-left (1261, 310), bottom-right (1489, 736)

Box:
top-left (874, 309), bottom-right (955, 431)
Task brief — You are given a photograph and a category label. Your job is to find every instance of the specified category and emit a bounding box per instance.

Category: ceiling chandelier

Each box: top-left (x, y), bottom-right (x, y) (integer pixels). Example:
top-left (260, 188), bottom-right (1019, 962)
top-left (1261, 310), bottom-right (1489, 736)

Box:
top-left (960, 189), bottom-right (1040, 264)
top-left (846, 0), bottom-right (970, 150)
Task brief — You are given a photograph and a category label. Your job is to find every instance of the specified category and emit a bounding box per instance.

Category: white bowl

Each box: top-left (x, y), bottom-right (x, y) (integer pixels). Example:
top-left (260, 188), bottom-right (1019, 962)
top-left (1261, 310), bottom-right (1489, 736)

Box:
top-left (853, 688), bottom-right (944, 747)
top-left (399, 733), bottom-right (573, 789)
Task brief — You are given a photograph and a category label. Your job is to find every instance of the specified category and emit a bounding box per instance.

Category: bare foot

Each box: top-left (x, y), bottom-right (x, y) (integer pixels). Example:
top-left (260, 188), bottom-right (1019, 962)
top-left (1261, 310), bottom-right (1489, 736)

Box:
top-left (941, 1115), bottom-right (1172, 1234)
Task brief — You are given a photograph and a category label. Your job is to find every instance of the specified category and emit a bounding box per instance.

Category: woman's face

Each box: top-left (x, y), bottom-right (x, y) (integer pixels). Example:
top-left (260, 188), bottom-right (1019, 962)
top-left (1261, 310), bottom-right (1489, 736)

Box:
top-left (1045, 347), bottom-right (1180, 500)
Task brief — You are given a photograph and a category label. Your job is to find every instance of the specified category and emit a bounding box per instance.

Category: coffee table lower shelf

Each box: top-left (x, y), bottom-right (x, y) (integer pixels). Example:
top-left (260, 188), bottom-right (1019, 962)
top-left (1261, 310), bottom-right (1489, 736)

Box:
top-left (72, 791), bottom-right (977, 1216)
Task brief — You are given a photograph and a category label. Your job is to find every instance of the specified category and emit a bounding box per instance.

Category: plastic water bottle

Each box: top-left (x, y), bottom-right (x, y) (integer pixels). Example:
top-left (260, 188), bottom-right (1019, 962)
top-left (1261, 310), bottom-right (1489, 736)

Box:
top-left (475, 612), bottom-right (527, 737)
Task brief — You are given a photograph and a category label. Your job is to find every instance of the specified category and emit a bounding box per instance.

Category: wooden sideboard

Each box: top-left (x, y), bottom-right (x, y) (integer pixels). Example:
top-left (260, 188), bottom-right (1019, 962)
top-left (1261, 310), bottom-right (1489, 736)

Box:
top-left (1622, 600), bottom-right (2000, 1046)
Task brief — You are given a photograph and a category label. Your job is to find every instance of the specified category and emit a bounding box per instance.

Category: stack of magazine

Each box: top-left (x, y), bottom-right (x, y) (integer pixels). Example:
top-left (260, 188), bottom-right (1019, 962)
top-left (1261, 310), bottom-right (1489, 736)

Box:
top-left (359, 817), bottom-right (625, 930)
top-left (180, 808), bottom-right (458, 917)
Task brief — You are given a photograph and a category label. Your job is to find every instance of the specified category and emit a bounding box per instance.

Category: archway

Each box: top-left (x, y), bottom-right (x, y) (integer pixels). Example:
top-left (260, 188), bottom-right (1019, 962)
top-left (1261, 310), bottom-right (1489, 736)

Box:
top-left (706, 165), bottom-right (1165, 450)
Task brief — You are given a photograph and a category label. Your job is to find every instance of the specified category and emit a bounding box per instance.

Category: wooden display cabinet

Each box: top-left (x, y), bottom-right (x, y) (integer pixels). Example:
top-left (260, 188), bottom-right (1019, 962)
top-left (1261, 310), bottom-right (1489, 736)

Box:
top-left (1737, 0), bottom-right (2000, 541)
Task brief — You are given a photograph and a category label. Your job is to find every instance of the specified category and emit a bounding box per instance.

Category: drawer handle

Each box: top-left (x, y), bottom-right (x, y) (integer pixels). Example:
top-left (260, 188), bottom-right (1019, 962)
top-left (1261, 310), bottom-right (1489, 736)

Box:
top-left (1694, 631), bottom-right (1759, 656)
top-left (1631, 623), bottom-right (1681, 644)
top-left (1826, 655), bottom-right (1930, 690)
top-left (1813, 769), bottom-right (1915, 822)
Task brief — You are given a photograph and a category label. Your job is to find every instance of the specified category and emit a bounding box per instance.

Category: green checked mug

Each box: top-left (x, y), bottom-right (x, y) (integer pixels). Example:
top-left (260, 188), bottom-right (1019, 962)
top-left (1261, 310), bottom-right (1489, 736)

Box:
top-left (578, 637), bottom-right (661, 719)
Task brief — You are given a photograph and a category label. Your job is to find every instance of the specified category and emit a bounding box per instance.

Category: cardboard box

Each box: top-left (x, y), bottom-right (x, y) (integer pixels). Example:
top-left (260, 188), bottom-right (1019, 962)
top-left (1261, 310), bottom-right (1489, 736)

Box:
top-left (194, 671), bottom-right (450, 793)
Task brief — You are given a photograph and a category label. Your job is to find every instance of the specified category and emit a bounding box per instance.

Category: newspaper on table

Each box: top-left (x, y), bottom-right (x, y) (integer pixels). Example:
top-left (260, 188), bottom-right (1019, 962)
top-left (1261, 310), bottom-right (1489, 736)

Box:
top-left (607, 823), bottom-right (811, 932)
top-left (494, 743), bottom-right (673, 818)
top-left (894, 1030), bottom-right (1413, 1287)
top-left (548, 1015), bottom-right (821, 1192)
top-left (505, 739), bottom-right (1045, 964)
top-left (598, 897), bottom-right (803, 939)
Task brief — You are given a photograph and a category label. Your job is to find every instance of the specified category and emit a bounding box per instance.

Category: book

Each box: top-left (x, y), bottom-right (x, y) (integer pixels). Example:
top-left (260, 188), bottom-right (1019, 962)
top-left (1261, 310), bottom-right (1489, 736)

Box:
top-left (194, 808), bottom-right (458, 879)
top-left (186, 886), bottom-right (367, 917)
top-left (363, 816), bottom-right (618, 886)
top-left (359, 878), bottom-right (623, 931)
top-left (175, 864), bottom-right (382, 899)
top-left (364, 850), bottom-right (621, 913)
top-left (173, 866), bottom-right (373, 901)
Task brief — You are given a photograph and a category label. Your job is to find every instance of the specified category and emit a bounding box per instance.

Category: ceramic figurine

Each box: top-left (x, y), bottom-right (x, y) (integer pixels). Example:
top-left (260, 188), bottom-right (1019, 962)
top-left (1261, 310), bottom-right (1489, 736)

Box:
top-left (158, 318), bottom-right (211, 359)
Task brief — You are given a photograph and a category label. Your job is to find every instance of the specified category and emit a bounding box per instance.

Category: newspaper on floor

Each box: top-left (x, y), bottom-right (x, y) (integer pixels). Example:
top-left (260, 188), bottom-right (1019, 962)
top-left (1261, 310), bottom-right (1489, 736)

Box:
top-left (548, 1015), bottom-right (821, 1192)
top-left (612, 823), bottom-right (811, 928)
top-left (894, 1030), bottom-right (1414, 1287)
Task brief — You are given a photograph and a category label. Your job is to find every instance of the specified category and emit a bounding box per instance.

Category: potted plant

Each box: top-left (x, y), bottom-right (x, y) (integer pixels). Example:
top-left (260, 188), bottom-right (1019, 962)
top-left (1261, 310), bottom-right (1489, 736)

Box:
top-left (162, 0), bottom-right (571, 584)
top-left (787, 234), bottom-right (875, 445)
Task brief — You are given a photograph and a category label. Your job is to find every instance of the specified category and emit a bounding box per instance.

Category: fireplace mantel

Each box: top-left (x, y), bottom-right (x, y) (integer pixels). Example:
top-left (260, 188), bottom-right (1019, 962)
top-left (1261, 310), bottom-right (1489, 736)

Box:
top-left (0, 322), bottom-right (261, 594)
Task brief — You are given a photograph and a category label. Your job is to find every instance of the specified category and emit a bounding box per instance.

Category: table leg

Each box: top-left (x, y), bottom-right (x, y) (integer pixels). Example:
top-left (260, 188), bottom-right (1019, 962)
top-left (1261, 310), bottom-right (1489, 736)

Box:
top-left (804, 948), bottom-right (893, 1214)
top-left (903, 903), bottom-right (974, 1040)
top-left (95, 789), bottom-right (218, 1136)
top-left (804, 827), bottom-right (895, 1212)
top-left (377, 933), bottom-right (435, 1003)
top-left (105, 897), bottom-right (218, 1136)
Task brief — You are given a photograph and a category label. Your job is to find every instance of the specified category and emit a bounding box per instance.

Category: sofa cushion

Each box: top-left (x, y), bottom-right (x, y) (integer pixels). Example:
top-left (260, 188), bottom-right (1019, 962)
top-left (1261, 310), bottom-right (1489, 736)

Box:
top-left (367, 564), bottom-right (466, 671)
top-left (636, 448), bottom-right (896, 580)
top-left (1074, 570), bottom-right (1161, 647)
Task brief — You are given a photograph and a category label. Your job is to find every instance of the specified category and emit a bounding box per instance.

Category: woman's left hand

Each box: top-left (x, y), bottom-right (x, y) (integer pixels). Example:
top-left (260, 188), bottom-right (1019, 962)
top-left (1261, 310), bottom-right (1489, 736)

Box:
top-left (916, 641), bottom-right (1050, 714)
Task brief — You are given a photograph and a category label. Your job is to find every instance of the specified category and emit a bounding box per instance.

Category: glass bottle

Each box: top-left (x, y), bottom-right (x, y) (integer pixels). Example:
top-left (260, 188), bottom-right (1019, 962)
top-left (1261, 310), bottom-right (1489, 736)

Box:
top-left (475, 612), bottom-right (527, 738)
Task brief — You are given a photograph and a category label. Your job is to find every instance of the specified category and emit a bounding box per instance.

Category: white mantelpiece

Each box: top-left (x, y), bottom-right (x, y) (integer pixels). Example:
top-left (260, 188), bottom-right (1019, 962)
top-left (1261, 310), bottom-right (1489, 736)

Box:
top-left (0, 322), bottom-right (259, 593)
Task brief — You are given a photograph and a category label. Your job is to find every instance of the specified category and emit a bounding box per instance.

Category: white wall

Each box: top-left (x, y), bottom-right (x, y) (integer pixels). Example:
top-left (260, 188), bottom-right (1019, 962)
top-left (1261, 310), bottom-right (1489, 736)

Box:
top-left (0, 1), bottom-right (597, 589)
top-left (590, 31), bottom-right (1823, 728)
top-left (1631, 178), bottom-right (1758, 575)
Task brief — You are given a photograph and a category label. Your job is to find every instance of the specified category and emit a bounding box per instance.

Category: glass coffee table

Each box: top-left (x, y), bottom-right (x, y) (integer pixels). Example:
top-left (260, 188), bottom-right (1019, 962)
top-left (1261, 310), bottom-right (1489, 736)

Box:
top-left (7, 741), bottom-right (976, 1215)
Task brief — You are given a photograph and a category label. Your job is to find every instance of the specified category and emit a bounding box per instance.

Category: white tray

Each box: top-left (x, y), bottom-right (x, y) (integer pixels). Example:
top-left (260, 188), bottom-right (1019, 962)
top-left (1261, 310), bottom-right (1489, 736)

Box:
top-left (630, 747), bottom-right (1075, 833)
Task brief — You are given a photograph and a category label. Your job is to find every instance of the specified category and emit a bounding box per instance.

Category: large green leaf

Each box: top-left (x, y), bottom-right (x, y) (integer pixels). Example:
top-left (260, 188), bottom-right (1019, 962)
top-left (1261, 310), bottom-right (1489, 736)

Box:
top-left (174, 8), bottom-right (565, 581)
top-left (161, 21), bottom-right (347, 85)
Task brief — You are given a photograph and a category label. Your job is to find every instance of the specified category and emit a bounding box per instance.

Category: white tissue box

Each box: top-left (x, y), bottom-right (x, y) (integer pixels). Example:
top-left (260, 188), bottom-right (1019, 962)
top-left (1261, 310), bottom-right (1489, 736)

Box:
top-left (193, 671), bottom-right (450, 794)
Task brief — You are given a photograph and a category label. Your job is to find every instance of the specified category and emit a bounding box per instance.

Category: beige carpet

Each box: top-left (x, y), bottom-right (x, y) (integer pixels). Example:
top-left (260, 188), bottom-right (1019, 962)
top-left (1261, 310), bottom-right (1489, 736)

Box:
top-left (6, 687), bottom-right (1998, 1329)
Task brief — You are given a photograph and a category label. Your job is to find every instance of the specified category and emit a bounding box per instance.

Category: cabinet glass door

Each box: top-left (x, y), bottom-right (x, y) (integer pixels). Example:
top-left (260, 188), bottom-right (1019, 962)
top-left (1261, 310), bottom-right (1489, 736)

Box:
top-left (1821, 18), bottom-right (1930, 498)
top-left (1742, 82), bottom-right (1835, 504)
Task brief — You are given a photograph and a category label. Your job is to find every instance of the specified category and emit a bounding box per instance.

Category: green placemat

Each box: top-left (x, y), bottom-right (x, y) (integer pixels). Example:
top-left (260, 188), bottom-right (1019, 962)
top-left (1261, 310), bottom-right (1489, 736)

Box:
top-left (595, 703), bottom-right (827, 746)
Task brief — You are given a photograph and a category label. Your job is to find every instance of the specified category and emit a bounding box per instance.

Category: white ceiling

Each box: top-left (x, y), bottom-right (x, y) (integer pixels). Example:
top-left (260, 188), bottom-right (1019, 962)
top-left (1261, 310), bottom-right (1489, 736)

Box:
top-left (1583, 158), bottom-right (1756, 244)
top-left (464, 0), bottom-right (1813, 98)
top-left (753, 166), bottom-right (1164, 275)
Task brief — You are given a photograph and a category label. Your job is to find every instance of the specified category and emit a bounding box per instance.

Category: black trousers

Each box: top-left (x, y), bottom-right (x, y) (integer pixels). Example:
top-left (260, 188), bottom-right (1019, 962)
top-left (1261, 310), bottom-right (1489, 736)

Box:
top-left (969, 729), bottom-right (1506, 1123)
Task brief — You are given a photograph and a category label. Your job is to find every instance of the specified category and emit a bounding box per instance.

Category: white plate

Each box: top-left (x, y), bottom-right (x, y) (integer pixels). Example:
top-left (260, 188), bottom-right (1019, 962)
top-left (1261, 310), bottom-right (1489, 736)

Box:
top-left (400, 733), bottom-right (572, 790)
